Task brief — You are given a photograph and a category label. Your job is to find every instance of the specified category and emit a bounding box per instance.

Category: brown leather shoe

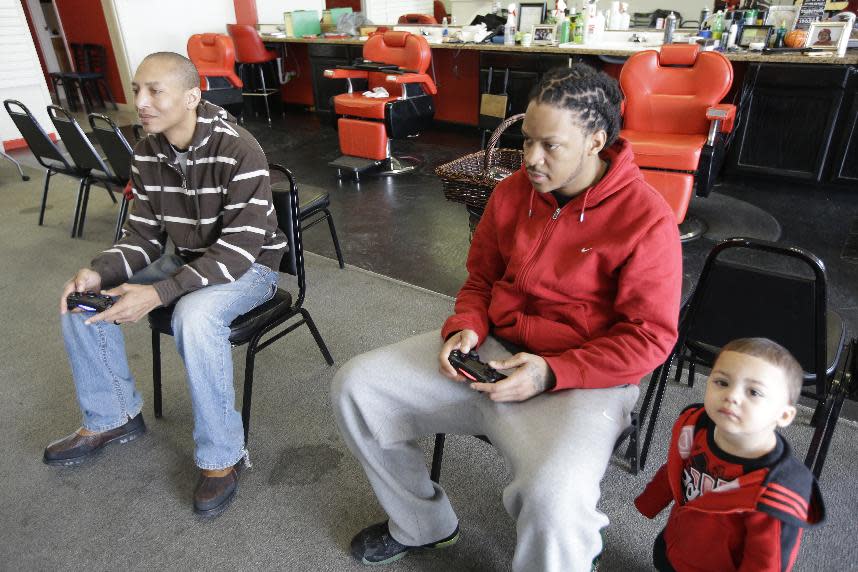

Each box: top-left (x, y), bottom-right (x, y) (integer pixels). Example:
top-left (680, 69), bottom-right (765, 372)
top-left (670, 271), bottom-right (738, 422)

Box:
top-left (43, 413), bottom-right (146, 466)
top-left (193, 462), bottom-right (243, 518)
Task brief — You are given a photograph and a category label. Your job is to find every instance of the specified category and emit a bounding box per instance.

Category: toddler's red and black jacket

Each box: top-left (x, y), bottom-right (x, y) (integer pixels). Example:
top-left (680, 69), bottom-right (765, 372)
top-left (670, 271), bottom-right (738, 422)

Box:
top-left (636, 405), bottom-right (825, 571)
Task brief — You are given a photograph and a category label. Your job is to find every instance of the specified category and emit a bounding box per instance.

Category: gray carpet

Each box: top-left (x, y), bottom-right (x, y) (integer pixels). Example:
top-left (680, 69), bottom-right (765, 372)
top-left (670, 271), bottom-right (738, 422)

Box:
top-left (1, 166), bottom-right (856, 571)
top-left (690, 191), bottom-right (782, 242)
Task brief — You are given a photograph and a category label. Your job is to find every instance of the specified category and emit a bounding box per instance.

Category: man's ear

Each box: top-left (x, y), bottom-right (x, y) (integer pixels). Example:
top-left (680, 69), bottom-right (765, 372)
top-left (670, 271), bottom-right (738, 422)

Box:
top-left (776, 404), bottom-right (797, 428)
top-left (186, 87), bottom-right (202, 109)
top-left (589, 129), bottom-right (607, 156)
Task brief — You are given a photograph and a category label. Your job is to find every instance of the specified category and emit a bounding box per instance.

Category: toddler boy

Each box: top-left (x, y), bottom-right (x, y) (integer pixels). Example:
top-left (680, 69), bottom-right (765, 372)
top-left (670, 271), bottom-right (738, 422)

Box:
top-left (635, 338), bottom-right (825, 571)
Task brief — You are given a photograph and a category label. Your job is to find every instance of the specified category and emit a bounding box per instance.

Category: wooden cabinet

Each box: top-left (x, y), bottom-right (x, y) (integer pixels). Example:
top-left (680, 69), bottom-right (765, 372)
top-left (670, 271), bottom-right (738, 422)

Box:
top-left (728, 63), bottom-right (856, 186)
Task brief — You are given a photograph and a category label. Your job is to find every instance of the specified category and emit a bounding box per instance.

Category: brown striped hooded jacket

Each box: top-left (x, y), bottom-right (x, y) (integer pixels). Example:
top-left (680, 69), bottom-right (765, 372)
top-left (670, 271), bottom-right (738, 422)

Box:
top-left (90, 101), bottom-right (287, 305)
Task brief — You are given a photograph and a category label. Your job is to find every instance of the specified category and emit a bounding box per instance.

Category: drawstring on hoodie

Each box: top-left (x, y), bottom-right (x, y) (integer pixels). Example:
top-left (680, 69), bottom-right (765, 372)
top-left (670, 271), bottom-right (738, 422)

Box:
top-left (579, 187), bottom-right (593, 223)
top-left (527, 185), bottom-right (593, 223)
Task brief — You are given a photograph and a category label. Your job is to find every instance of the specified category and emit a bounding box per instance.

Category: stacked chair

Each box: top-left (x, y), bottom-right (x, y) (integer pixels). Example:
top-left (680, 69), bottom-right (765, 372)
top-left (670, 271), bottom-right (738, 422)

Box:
top-left (638, 237), bottom-right (848, 478)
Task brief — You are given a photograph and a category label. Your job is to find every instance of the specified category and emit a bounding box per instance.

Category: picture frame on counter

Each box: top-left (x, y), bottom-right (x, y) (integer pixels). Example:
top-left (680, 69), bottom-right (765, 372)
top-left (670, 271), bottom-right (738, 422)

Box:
top-left (805, 19), bottom-right (851, 56)
top-left (532, 24), bottom-right (555, 44)
top-left (519, 3), bottom-right (546, 35)
top-left (736, 24), bottom-right (773, 48)
top-left (764, 5), bottom-right (798, 31)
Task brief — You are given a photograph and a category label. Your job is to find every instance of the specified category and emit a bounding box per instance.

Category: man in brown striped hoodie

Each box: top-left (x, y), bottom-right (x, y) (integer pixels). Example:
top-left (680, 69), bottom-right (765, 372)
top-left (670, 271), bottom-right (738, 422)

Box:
top-left (44, 52), bottom-right (286, 517)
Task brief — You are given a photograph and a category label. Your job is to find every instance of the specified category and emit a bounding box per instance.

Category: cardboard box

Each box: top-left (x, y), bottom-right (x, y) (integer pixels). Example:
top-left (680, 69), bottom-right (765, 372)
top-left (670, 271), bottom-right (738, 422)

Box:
top-left (284, 10), bottom-right (322, 37)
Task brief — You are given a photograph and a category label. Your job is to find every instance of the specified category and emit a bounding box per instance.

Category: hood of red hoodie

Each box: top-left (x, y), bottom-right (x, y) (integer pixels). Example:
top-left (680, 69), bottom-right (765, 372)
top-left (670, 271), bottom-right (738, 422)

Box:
top-left (524, 137), bottom-right (643, 218)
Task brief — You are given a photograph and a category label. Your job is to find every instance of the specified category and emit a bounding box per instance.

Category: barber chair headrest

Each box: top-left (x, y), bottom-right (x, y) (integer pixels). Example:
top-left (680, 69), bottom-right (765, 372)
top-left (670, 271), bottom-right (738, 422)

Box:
top-left (658, 44), bottom-right (700, 67)
top-left (382, 31), bottom-right (411, 47)
top-left (200, 33), bottom-right (218, 47)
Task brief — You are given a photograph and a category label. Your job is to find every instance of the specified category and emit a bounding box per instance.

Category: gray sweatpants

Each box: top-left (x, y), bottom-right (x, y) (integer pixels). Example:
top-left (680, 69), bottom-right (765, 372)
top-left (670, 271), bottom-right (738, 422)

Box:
top-left (331, 330), bottom-right (639, 572)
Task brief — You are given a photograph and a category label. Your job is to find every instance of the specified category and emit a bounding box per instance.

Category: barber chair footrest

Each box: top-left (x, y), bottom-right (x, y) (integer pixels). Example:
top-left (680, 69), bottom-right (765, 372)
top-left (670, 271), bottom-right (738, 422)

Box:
top-left (679, 214), bottom-right (707, 242)
top-left (330, 155), bottom-right (383, 181)
top-left (376, 155), bottom-right (420, 176)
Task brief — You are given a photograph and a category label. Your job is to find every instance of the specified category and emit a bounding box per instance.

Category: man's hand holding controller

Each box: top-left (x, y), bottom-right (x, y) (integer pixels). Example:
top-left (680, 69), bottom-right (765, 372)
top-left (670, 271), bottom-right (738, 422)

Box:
top-left (439, 329), bottom-right (556, 403)
top-left (61, 267), bottom-right (162, 325)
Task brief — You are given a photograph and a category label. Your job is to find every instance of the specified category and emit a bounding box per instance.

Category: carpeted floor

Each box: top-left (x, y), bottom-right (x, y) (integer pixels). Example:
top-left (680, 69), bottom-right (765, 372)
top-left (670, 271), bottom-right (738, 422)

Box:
top-left (1, 166), bottom-right (856, 570)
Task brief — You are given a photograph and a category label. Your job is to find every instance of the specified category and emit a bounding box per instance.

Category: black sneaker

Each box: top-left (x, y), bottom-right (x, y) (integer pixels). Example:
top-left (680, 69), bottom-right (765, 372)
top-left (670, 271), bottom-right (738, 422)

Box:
top-left (350, 521), bottom-right (459, 566)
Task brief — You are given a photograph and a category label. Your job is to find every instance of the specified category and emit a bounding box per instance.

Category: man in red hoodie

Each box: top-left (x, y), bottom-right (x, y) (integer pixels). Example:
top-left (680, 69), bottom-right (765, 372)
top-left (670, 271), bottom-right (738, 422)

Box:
top-left (332, 64), bottom-right (682, 571)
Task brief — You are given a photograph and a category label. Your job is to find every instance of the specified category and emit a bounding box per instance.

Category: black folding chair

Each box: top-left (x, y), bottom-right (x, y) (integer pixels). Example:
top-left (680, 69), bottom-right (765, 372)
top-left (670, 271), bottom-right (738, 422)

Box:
top-left (297, 187), bottom-right (345, 269)
top-left (88, 114), bottom-right (134, 242)
top-left (3, 99), bottom-right (89, 231)
top-left (49, 43), bottom-right (117, 113)
top-left (638, 237), bottom-right (847, 477)
top-left (47, 106), bottom-right (120, 238)
top-left (148, 163), bottom-right (334, 444)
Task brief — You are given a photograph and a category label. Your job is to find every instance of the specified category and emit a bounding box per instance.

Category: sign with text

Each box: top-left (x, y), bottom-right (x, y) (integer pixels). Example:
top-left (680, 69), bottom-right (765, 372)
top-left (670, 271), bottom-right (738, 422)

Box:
top-left (796, 0), bottom-right (826, 29)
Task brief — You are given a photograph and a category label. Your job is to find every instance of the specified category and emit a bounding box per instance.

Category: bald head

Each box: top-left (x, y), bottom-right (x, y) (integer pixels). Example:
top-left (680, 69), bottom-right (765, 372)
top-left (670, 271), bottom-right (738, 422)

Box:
top-left (140, 52), bottom-right (200, 91)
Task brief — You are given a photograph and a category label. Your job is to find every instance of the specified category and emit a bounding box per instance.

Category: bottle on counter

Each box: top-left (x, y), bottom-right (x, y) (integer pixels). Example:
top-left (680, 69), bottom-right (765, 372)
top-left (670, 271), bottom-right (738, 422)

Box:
top-left (663, 11), bottom-right (677, 44)
top-left (727, 21), bottom-right (738, 47)
top-left (711, 10), bottom-right (725, 40)
top-left (442, 17), bottom-right (449, 39)
top-left (558, 18), bottom-right (570, 44)
top-left (700, 6), bottom-right (711, 30)
top-left (774, 19), bottom-right (787, 47)
top-left (504, 3), bottom-right (516, 45)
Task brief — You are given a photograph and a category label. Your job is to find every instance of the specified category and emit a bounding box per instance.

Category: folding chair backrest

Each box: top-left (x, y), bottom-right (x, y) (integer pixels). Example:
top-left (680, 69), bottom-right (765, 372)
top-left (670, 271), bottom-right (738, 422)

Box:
top-left (88, 113), bottom-right (133, 183)
top-left (268, 163), bottom-right (300, 280)
top-left (683, 238), bottom-right (828, 385)
top-left (83, 44), bottom-right (108, 74)
top-left (3, 100), bottom-right (71, 170)
top-left (47, 105), bottom-right (111, 177)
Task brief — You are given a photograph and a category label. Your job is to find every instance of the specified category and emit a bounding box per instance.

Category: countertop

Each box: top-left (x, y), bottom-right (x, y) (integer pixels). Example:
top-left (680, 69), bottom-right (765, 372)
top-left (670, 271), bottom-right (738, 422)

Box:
top-left (261, 34), bottom-right (858, 65)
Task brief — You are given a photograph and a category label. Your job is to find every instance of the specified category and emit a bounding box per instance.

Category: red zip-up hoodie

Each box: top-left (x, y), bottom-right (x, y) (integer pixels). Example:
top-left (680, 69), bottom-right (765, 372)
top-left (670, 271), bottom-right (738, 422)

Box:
top-left (441, 139), bottom-right (682, 390)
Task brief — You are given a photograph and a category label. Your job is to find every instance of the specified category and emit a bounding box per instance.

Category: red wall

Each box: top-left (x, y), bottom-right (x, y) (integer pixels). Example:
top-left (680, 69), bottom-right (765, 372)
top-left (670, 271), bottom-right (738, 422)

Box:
top-left (327, 0), bottom-right (361, 9)
top-left (54, 0), bottom-right (126, 104)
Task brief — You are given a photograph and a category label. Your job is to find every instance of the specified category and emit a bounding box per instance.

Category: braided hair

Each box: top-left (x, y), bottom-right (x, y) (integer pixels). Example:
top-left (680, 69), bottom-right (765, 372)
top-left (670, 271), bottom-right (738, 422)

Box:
top-left (528, 64), bottom-right (623, 146)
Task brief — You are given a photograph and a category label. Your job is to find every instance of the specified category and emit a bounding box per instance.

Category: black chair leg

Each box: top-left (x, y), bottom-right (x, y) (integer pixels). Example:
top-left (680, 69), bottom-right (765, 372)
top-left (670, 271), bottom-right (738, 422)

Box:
top-left (687, 362), bottom-right (696, 387)
top-left (624, 411), bottom-right (640, 475)
top-left (152, 329), bottom-right (163, 418)
top-left (300, 307), bottom-right (334, 365)
top-left (39, 168), bottom-right (54, 226)
top-left (241, 341), bottom-right (258, 445)
top-left (99, 79), bottom-right (118, 110)
top-left (104, 182), bottom-right (118, 204)
top-left (71, 177), bottom-right (89, 238)
top-left (114, 197), bottom-right (129, 243)
top-left (75, 180), bottom-right (93, 238)
top-left (640, 354), bottom-right (673, 468)
top-left (323, 209), bottom-right (345, 269)
top-left (430, 433), bottom-right (446, 483)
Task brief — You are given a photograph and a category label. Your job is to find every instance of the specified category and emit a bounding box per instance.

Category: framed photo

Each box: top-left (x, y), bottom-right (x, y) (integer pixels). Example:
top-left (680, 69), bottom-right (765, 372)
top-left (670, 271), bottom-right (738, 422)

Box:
top-left (736, 25), bottom-right (773, 48)
top-left (519, 2), bottom-right (546, 35)
top-left (532, 24), bottom-right (555, 44)
top-left (764, 5), bottom-right (798, 31)
top-left (805, 20), bottom-right (851, 56)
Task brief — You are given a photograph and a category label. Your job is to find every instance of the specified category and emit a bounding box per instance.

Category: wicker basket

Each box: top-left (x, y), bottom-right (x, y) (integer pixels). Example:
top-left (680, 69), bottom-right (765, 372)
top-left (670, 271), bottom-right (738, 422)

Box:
top-left (435, 114), bottom-right (524, 209)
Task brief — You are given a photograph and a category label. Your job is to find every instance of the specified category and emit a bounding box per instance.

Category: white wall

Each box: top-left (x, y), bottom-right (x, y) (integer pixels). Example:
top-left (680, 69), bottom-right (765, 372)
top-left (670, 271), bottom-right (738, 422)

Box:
top-left (111, 0), bottom-right (236, 74)
top-left (257, 0), bottom-right (326, 24)
top-left (364, 0), bottom-right (433, 24)
top-left (0, 0), bottom-right (55, 147)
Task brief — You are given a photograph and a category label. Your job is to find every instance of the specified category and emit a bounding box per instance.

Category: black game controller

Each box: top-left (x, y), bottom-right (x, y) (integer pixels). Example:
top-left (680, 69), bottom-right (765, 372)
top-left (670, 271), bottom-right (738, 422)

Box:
top-left (67, 291), bottom-right (116, 313)
top-left (448, 349), bottom-right (507, 384)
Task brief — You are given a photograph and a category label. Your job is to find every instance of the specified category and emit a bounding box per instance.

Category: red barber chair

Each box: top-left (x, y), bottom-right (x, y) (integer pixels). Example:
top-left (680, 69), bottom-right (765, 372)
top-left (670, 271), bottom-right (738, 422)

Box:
top-left (227, 24), bottom-right (280, 126)
top-left (324, 31), bottom-right (437, 179)
top-left (398, 14), bottom-right (438, 24)
top-left (619, 44), bottom-right (736, 241)
top-left (187, 34), bottom-right (244, 119)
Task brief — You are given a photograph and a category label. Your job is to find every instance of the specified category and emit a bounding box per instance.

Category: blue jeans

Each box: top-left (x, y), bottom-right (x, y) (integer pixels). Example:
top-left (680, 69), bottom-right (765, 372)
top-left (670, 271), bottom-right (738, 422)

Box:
top-left (61, 254), bottom-right (279, 469)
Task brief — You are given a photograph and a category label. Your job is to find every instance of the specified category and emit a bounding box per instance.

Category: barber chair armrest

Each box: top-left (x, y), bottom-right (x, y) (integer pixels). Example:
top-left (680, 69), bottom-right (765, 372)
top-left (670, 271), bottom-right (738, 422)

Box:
top-left (384, 73), bottom-right (438, 95)
top-left (705, 104), bottom-right (737, 135)
top-left (324, 68), bottom-right (369, 80)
